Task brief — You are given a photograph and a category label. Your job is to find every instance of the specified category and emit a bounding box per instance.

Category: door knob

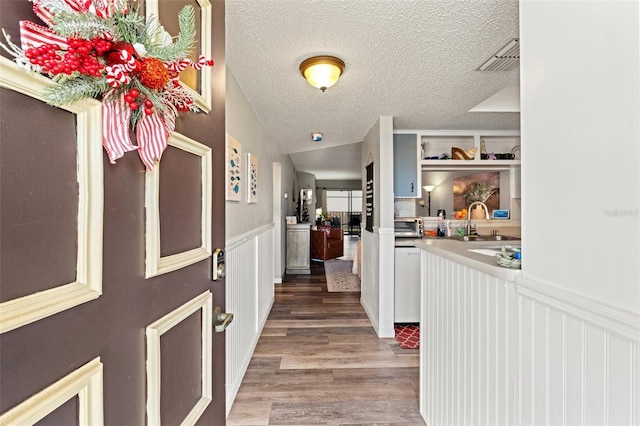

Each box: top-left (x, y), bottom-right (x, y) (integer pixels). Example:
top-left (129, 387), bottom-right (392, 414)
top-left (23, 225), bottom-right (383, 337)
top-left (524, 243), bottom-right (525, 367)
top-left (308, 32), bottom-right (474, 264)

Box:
top-left (213, 306), bottom-right (233, 332)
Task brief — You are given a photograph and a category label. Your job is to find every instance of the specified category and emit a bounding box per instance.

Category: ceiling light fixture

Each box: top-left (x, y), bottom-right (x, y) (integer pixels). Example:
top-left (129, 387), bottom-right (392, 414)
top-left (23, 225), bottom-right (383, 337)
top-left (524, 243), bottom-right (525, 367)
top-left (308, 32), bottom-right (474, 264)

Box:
top-left (299, 55), bottom-right (345, 92)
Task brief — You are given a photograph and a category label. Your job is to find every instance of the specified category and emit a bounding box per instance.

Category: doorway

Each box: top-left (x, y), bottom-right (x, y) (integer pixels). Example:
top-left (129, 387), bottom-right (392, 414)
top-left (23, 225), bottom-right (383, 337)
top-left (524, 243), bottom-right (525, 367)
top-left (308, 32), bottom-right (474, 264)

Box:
top-left (324, 190), bottom-right (362, 236)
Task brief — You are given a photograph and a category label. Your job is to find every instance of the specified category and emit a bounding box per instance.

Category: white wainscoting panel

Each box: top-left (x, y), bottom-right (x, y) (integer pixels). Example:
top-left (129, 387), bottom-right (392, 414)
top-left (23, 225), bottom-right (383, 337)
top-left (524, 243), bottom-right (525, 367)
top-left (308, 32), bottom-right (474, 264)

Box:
top-left (516, 276), bottom-right (639, 426)
top-left (225, 224), bottom-right (275, 414)
top-left (419, 247), bottom-right (639, 426)
top-left (420, 250), bottom-right (516, 426)
top-left (360, 229), bottom-right (380, 334)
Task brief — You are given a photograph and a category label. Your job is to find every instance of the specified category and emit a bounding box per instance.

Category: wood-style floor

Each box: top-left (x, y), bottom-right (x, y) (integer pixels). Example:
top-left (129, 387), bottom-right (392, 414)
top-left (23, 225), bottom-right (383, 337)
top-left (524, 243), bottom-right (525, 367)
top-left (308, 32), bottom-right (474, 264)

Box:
top-left (227, 242), bottom-right (425, 425)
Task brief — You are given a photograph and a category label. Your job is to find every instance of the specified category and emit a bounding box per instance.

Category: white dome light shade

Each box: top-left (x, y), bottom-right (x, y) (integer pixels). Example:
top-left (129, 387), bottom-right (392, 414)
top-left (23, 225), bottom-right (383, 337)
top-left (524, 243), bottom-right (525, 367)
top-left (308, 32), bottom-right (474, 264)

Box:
top-left (299, 56), bottom-right (345, 92)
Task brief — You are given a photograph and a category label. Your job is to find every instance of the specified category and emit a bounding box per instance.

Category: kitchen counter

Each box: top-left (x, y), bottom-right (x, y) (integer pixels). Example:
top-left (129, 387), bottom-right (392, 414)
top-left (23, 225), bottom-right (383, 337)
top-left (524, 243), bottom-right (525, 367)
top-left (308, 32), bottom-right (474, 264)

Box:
top-left (414, 237), bottom-right (521, 281)
top-left (417, 238), bottom-right (521, 426)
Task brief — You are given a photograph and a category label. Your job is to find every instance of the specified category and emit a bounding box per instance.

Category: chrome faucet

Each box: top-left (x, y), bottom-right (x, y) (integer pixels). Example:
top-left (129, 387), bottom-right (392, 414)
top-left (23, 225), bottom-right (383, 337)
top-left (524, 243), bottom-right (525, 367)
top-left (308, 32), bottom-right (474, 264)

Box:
top-left (466, 201), bottom-right (489, 235)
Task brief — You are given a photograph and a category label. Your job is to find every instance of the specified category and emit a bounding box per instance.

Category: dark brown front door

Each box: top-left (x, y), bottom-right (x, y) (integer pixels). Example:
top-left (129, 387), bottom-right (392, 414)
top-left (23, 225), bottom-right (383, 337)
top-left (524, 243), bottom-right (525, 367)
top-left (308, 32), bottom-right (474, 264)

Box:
top-left (0, 0), bottom-right (226, 423)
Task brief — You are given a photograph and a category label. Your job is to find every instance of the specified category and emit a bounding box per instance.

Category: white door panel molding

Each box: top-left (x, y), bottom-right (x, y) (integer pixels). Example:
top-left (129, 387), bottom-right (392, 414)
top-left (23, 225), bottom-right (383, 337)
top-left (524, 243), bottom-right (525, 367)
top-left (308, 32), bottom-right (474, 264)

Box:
top-left (0, 57), bottom-right (103, 334)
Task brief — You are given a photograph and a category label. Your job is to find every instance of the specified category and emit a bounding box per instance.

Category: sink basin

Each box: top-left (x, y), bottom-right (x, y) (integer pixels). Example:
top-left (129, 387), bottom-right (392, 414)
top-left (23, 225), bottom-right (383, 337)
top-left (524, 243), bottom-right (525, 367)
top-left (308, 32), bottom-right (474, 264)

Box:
top-left (447, 235), bottom-right (521, 242)
top-left (479, 235), bottom-right (521, 241)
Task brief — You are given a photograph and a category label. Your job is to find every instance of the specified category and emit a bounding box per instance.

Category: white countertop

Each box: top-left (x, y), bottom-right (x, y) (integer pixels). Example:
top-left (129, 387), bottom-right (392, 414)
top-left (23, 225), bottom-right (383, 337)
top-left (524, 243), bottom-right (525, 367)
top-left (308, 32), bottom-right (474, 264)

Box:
top-left (414, 238), bottom-right (522, 281)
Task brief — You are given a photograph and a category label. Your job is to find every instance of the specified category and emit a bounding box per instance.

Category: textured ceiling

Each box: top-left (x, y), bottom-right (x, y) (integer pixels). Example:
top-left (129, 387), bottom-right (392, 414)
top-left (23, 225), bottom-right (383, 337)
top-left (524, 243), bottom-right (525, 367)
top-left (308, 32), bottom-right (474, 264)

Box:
top-left (226, 0), bottom-right (520, 179)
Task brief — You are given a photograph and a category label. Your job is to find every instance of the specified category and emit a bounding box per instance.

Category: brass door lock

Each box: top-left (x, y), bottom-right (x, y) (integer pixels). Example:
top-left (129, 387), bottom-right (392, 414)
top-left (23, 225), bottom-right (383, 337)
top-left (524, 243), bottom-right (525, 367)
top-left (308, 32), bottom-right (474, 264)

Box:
top-left (212, 248), bottom-right (225, 280)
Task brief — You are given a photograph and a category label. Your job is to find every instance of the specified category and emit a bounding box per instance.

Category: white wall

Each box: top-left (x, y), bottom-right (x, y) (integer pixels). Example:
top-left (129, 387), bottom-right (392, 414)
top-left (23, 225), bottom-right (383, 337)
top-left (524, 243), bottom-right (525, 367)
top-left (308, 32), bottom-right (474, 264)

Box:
top-left (520, 0), bottom-right (639, 313)
top-left (360, 116), bottom-right (395, 337)
top-left (225, 70), bottom-right (295, 240)
top-left (517, 1), bottom-right (640, 424)
top-left (225, 70), bottom-right (296, 413)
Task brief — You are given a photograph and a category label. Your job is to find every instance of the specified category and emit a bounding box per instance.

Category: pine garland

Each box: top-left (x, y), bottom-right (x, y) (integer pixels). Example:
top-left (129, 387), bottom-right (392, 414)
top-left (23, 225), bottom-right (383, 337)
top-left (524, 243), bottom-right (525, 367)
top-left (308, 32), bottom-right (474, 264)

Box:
top-left (3, 1), bottom-right (206, 125)
top-left (53, 11), bottom-right (114, 39)
top-left (144, 6), bottom-right (196, 62)
top-left (111, 10), bottom-right (144, 44)
top-left (1, 0), bottom-right (214, 170)
top-left (45, 75), bottom-right (110, 106)
top-left (37, 0), bottom-right (75, 17)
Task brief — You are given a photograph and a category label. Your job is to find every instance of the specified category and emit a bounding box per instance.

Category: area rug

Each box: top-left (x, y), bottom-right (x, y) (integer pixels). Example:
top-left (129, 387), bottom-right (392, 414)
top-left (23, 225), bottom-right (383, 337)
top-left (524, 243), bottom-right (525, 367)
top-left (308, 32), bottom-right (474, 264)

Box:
top-left (394, 324), bottom-right (420, 349)
top-left (324, 259), bottom-right (360, 292)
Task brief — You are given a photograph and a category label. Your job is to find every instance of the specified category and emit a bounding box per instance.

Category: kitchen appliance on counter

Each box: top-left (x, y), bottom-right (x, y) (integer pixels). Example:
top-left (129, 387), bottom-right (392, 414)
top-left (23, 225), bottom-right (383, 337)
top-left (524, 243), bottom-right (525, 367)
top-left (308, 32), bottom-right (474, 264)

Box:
top-left (394, 217), bottom-right (424, 238)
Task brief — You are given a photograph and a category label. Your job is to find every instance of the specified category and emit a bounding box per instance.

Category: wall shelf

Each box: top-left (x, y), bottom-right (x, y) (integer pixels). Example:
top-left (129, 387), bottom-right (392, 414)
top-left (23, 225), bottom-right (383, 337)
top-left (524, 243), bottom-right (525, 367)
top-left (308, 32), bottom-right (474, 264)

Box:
top-left (420, 159), bottom-right (520, 171)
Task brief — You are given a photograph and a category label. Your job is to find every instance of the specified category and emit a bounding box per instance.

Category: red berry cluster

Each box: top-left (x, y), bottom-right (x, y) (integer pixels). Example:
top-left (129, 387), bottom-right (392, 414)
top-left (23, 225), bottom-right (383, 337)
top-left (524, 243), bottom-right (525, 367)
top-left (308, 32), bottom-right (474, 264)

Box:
top-left (24, 37), bottom-right (112, 76)
top-left (124, 88), bottom-right (154, 115)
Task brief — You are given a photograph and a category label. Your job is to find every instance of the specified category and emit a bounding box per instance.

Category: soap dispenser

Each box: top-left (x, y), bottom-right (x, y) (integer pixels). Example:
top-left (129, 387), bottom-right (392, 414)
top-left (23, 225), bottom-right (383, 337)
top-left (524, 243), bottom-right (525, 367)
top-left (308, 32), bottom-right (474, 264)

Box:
top-left (437, 210), bottom-right (446, 237)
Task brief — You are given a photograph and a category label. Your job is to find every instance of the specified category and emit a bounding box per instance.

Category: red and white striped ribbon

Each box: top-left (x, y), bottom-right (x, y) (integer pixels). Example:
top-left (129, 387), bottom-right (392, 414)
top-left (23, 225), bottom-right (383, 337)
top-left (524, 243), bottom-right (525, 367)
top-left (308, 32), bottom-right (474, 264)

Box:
top-left (32, 0), bottom-right (120, 24)
top-left (136, 111), bottom-right (175, 171)
top-left (32, 0), bottom-right (85, 27)
top-left (18, 20), bottom-right (68, 50)
top-left (102, 92), bottom-right (138, 163)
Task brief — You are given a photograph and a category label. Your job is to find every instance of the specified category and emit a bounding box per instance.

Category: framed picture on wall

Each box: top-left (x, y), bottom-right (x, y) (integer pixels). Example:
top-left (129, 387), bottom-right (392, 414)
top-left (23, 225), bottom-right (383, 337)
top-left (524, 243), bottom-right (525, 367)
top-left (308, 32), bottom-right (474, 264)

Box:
top-left (365, 162), bottom-right (374, 232)
top-left (247, 152), bottom-right (258, 204)
top-left (452, 171), bottom-right (500, 213)
top-left (226, 135), bottom-right (242, 201)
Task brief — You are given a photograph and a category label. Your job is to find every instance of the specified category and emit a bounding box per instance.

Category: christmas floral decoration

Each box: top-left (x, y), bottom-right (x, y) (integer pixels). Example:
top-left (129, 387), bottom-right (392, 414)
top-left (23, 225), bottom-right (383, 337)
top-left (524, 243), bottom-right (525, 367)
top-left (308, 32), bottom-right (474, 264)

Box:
top-left (0, 0), bottom-right (214, 171)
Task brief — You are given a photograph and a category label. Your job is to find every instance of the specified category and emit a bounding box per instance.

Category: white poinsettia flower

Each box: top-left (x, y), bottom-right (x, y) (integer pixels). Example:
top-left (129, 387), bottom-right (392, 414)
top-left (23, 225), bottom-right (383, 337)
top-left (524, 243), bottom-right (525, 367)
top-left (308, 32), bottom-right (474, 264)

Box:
top-left (151, 25), bottom-right (173, 47)
top-left (133, 43), bottom-right (147, 57)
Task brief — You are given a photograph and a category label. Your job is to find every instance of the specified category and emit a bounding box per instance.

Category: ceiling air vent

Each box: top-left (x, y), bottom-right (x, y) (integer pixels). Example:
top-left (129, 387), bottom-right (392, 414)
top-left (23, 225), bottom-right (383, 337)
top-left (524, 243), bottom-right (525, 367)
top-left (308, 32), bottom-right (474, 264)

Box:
top-left (477, 38), bottom-right (519, 71)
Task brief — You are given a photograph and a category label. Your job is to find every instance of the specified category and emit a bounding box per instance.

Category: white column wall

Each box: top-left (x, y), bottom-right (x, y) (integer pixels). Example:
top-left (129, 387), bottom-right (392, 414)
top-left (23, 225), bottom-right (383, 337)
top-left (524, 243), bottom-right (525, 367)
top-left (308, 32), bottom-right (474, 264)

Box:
top-left (519, 0), bottom-right (639, 312)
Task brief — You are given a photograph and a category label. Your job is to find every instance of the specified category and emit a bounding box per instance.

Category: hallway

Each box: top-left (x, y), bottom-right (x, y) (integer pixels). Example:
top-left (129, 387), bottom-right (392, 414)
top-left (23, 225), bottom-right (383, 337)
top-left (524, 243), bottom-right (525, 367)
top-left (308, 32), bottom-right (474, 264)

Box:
top-left (226, 260), bottom-right (424, 425)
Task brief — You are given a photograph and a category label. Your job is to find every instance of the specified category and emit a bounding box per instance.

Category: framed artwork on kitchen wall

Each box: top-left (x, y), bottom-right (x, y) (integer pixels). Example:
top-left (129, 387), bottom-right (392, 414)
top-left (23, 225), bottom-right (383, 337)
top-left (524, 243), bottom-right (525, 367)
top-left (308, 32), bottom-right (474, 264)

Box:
top-left (226, 135), bottom-right (242, 201)
top-left (247, 152), bottom-right (258, 204)
top-left (145, 0), bottom-right (212, 112)
top-left (453, 171), bottom-right (500, 212)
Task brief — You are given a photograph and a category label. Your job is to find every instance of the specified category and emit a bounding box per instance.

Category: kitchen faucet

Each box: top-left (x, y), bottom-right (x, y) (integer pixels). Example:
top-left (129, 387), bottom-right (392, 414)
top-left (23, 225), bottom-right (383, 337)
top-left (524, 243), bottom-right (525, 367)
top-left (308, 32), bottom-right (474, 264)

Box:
top-left (466, 201), bottom-right (489, 235)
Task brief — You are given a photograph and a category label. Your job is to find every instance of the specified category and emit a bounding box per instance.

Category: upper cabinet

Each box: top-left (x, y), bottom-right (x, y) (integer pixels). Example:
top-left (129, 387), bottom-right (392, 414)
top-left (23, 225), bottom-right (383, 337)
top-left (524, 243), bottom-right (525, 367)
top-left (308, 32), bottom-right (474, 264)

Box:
top-left (393, 133), bottom-right (421, 197)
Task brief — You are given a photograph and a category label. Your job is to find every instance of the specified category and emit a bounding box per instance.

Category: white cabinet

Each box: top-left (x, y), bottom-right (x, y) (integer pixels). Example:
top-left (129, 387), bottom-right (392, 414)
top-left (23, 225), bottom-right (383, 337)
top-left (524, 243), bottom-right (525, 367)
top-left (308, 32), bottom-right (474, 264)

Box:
top-left (394, 246), bottom-right (421, 323)
top-left (286, 223), bottom-right (311, 274)
top-left (393, 133), bottom-right (421, 197)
